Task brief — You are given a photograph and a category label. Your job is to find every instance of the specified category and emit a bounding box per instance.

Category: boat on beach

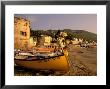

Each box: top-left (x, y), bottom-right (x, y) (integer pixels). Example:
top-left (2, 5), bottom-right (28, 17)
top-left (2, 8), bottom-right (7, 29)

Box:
top-left (14, 46), bottom-right (69, 72)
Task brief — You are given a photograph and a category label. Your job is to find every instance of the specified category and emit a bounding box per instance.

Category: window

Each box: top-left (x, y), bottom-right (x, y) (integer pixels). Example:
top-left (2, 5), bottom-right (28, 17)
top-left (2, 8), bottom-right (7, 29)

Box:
top-left (20, 31), bottom-right (27, 36)
top-left (24, 22), bottom-right (28, 26)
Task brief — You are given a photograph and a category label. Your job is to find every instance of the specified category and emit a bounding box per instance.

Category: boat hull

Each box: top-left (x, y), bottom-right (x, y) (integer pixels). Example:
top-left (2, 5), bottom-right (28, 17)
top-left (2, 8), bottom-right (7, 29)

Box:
top-left (15, 55), bottom-right (69, 72)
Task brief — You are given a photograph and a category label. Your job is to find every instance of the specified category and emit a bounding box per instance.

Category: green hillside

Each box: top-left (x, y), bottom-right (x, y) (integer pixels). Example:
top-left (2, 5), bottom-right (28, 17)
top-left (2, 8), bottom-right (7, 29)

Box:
top-left (63, 29), bottom-right (97, 42)
top-left (31, 29), bottom-right (97, 43)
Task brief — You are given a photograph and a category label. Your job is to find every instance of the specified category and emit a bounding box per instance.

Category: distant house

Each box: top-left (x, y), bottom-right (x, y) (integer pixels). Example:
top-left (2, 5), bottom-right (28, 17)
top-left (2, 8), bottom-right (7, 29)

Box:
top-left (71, 38), bottom-right (83, 44)
top-left (37, 35), bottom-right (52, 46)
top-left (71, 38), bottom-right (79, 45)
top-left (44, 35), bottom-right (52, 46)
top-left (79, 38), bottom-right (83, 43)
top-left (29, 37), bottom-right (37, 48)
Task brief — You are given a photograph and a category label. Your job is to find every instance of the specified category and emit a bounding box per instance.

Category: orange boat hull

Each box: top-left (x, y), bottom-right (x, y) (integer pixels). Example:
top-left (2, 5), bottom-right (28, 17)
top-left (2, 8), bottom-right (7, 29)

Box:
top-left (15, 55), bottom-right (69, 72)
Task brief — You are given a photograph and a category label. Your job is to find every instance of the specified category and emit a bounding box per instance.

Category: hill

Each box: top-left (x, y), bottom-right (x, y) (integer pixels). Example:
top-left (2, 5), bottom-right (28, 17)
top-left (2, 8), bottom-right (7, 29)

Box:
top-left (31, 29), bottom-right (97, 42)
top-left (63, 29), bottom-right (97, 42)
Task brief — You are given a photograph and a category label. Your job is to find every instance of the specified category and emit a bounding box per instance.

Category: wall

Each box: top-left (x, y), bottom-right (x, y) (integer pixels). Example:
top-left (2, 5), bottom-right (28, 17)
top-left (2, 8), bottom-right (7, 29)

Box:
top-left (14, 17), bottom-right (30, 50)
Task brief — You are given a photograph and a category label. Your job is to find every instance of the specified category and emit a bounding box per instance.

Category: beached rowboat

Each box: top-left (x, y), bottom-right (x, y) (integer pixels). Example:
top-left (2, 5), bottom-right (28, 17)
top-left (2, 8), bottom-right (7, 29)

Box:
top-left (14, 50), bottom-right (69, 72)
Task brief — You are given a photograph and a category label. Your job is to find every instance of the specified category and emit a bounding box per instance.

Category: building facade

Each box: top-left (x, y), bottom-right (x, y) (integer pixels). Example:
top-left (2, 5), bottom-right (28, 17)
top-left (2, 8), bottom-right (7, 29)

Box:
top-left (37, 35), bottom-right (52, 46)
top-left (14, 17), bottom-right (30, 50)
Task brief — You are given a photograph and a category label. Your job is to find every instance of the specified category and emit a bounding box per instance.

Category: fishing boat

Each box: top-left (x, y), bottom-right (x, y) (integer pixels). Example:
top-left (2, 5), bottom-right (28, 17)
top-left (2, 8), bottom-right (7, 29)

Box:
top-left (14, 46), bottom-right (69, 72)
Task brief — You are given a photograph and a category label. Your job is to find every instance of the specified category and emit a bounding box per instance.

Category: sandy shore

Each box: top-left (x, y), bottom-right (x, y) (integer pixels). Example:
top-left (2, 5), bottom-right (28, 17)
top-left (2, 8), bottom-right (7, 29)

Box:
top-left (67, 44), bottom-right (97, 76)
top-left (14, 44), bottom-right (97, 76)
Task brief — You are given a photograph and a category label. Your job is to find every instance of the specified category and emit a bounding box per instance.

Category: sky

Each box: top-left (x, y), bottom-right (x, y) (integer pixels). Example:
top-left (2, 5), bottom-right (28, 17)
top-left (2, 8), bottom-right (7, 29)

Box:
top-left (15, 14), bottom-right (97, 34)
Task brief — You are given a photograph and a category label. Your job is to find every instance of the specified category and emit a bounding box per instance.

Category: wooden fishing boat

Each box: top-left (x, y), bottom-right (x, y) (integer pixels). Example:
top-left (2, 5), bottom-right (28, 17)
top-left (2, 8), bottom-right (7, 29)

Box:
top-left (14, 49), bottom-right (69, 72)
